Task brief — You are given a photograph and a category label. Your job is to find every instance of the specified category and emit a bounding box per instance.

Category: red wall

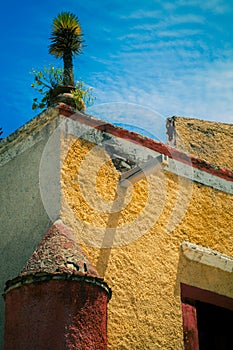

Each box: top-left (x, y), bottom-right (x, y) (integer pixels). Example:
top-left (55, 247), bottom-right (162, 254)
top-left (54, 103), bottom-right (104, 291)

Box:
top-left (4, 279), bottom-right (108, 350)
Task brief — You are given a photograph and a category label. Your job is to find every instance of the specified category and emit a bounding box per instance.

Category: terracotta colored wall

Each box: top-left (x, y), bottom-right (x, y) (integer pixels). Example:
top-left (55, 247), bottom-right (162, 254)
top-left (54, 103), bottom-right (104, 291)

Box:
top-left (4, 280), bottom-right (108, 350)
top-left (61, 137), bottom-right (233, 349)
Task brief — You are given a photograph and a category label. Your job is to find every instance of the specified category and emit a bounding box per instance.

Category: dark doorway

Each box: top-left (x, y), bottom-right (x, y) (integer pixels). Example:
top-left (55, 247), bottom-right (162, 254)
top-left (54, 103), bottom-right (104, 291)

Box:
top-left (181, 284), bottom-right (233, 350)
top-left (196, 300), bottom-right (233, 350)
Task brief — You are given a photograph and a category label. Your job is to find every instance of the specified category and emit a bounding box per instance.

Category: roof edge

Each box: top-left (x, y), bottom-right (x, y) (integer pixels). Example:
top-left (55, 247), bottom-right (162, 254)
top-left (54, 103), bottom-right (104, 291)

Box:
top-left (59, 104), bottom-right (233, 183)
top-left (1, 107), bottom-right (61, 147)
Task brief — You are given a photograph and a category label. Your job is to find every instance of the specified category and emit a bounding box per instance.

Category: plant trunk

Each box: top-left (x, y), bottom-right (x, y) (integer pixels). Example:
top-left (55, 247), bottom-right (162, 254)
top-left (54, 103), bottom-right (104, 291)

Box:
top-left (63, 51), bottom-right (74, 86)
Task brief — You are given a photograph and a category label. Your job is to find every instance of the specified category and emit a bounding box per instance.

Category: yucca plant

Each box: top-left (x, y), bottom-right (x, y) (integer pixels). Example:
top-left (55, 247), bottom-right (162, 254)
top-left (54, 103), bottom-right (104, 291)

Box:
top-left (31, 12), bottom-right (94, 111)
top-left (49, 12), bottom-right (84, 86)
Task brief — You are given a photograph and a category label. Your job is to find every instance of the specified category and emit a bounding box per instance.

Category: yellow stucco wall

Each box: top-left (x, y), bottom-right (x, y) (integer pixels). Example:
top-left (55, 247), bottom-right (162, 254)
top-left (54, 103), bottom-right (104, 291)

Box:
top-left (170, 116), bottom-right (233, 170)
top-left (61, 137), bottom-right (233, 349)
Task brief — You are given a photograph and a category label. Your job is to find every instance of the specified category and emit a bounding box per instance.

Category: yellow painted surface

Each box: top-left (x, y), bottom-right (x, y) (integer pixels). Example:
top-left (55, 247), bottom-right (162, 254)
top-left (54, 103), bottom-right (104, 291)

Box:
top-left (173, 116), bottom-right (233, 170)
top-left (61, 137), bottom-right (233, 349)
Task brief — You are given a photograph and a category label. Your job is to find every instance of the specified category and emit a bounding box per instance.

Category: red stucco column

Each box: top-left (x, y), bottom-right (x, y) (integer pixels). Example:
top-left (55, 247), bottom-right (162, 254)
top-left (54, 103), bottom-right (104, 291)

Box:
top-left (4, 276), bottom-right (110, 350)
top-left (4, 220), bottom-right (111, 350)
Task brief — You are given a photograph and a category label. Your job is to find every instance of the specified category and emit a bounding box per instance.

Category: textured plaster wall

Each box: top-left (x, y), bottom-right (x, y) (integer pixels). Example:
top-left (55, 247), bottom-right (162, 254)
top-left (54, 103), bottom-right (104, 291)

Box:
top-left (61, 138), bottom-right (233, 350)
top-left (4, 280), bottom-right (108, 350)
top-left (168, 116), bottom-right (233, 170)
top-left (1, 108), bottom-right (232, 349)
top-left (0, 110), bottom-right (61, 349)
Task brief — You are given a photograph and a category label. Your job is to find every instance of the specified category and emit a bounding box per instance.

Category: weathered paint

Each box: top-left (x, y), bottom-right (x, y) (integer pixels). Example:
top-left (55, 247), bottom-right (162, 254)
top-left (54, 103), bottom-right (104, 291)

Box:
top-left (182, 241), bottom-right (233, 273)
top-left (19, 220), bottom-right (100, 278)
top-left (0, 111), bottom-right (59, 349)
top-left (59, 105), bottom-right (233, 183)
top-left (181, 302), bottom-right (199, 350)
top-left (1, 106), bottom-right (233, 349)
top-left (4, 280), bottom-right (108, 350)
top-left (181, 284), bottom-right (233, 350)
top-left (4, 220), bottom-right (111, 350)
top-left (181, 283), bottom-right (233, 311)
top-left (61, 135), bottom-right (233, 349)
top-left (167, 116), bottom-right (233, 170)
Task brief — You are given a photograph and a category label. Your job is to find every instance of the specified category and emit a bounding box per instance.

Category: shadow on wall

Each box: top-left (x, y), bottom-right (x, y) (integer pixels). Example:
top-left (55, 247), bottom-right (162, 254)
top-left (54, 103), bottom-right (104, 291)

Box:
top-left (0, 139), bottom-right (53, 349)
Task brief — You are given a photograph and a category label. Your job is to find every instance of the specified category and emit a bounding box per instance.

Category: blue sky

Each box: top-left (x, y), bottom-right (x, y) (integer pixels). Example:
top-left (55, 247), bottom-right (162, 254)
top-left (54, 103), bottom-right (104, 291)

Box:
top-left (0, 0), bottom-right (233, 139)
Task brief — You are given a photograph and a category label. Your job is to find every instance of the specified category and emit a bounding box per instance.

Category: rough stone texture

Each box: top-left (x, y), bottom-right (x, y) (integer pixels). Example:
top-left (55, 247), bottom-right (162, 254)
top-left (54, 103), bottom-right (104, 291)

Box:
top-left (4, 280), bottom-right (108, 350)
top-left (167, 116), bottom-right (233, 170)
top-left (61, 136), bottom-right (233, 349)
top-left (20, 220), bottom-right (99, 278)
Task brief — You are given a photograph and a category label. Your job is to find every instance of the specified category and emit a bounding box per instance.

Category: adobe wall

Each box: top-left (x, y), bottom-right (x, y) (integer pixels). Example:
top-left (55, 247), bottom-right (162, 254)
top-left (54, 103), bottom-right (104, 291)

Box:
top-left (1, 106), bottom-right (232, 349)
top-left (167, 116), bottom-right (233, 170)
top-left (61, 136), bottom-right (233, 349)
top-left (0, 108), bottom-right (61, 349)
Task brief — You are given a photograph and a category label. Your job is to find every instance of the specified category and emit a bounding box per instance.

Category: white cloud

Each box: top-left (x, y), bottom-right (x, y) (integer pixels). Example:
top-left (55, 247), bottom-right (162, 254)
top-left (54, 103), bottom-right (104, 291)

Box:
top-left (166, 0), bottom-right (231, 14)
top-left (126, 13), bottom-right (204, 34)
top-left (120, 9), bottom-right (162, 20)
top-left (117, 32), bottom-right (154, 42)
top-left (88, 56), bottom-right (233, 126)
top-left (161, 13), bottom-right (205, 26)
top-left (158, 29), bottom-right (201, 38)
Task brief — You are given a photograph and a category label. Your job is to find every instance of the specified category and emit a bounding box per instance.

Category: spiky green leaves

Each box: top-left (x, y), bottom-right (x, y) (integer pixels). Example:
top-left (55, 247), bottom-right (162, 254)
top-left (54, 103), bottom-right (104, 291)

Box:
top-left (49, 12), bottom-right (84, 58)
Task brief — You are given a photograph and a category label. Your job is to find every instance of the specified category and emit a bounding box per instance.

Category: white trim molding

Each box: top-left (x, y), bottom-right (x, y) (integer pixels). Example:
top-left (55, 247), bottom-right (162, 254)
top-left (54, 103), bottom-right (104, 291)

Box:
top-left (181, 241), bottom-right (233, 273)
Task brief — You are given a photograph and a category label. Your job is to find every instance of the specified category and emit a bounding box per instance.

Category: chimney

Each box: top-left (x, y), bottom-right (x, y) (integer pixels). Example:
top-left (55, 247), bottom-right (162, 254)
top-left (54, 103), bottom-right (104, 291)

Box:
top-left (4, 220), bottom-right (111, 350)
